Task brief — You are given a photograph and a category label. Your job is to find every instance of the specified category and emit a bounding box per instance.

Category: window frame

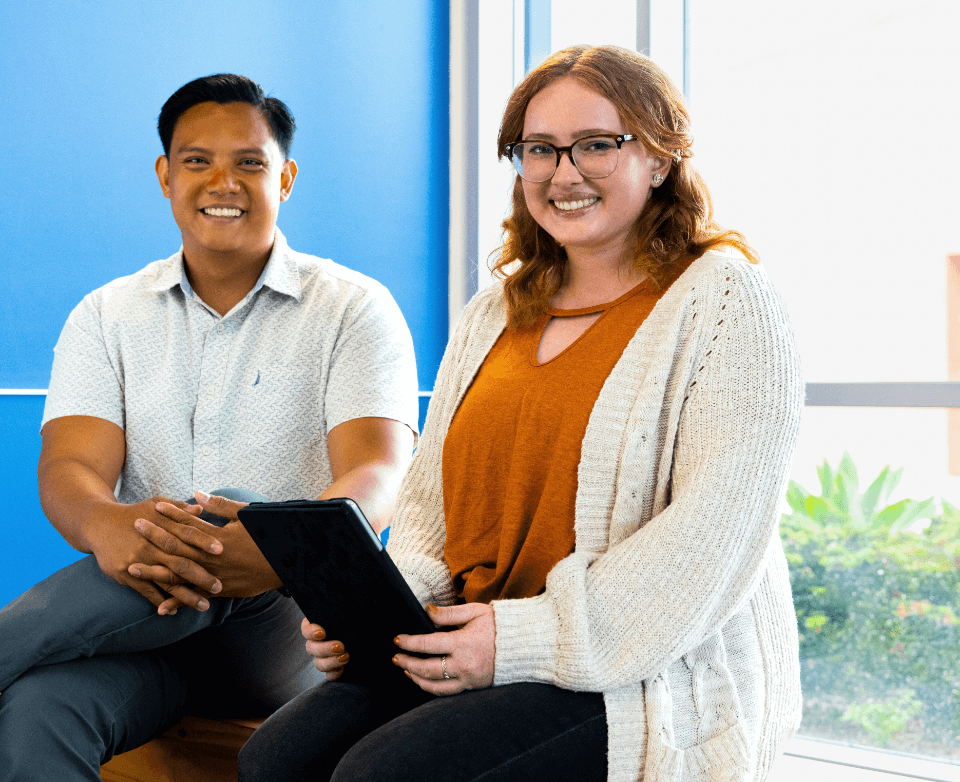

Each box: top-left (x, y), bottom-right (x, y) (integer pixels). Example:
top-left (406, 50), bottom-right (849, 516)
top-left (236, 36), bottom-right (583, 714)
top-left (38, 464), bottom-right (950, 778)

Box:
top-left (449, 1), bottom-right (960, 776)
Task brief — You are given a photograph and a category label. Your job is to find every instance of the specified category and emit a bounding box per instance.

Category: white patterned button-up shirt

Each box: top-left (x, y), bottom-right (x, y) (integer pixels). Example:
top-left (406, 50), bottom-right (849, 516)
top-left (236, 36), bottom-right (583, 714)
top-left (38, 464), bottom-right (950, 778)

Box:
top-left (42, 230), bottom-right (419, 503)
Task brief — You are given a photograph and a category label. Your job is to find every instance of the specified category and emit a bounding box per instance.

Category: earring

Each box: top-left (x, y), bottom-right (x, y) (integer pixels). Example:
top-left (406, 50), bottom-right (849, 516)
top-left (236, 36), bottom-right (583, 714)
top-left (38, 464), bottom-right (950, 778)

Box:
top-left (652, 173), bottom-right (664, 186)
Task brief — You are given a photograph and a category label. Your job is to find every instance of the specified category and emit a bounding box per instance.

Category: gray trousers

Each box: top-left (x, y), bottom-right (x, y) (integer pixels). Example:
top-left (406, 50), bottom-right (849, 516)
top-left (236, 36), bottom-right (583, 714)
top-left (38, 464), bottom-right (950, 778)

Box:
top-left (0, 489), bottom-right (323, 782)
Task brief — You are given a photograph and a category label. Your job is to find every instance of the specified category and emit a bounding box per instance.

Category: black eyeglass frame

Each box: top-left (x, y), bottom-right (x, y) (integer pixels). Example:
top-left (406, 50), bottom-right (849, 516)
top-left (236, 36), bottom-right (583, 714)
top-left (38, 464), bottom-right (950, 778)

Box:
top-left (503, 134), bottom-right (639, 182)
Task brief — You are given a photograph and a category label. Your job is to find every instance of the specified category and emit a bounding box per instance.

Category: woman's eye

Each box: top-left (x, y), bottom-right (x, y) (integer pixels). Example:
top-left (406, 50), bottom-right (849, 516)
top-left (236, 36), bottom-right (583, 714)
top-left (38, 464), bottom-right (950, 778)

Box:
top-left (528, 144), bottom-right (554, 157)
top-left (582, 139), bottom-right (617, 153)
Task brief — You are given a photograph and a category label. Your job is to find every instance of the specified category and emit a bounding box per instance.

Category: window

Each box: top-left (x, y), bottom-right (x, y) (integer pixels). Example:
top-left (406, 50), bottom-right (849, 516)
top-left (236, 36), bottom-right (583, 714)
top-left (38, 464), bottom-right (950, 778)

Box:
top-left (690, 0), bottom-right (960, 766)
top-left (458, 0), bottom-right (960, 772)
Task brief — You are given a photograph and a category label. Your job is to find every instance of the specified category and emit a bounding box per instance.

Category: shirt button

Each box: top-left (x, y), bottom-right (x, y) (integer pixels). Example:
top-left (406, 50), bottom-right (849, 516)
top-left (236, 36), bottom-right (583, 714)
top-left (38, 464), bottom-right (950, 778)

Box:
top-left (202, 446), bottom-right (212, 456)
top-left (217, 324), bottom-right (225, 332)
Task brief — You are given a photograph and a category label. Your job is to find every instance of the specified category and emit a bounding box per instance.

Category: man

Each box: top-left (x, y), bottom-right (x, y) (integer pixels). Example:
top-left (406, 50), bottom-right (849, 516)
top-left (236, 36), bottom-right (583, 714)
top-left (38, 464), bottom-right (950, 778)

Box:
top-left (0, 74), bottom-right (418, 781)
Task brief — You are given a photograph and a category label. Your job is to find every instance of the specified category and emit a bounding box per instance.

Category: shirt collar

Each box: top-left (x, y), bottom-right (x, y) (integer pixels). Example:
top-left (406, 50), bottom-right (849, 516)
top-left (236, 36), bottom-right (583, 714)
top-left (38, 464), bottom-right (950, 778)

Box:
top-left (146, 228), bottom-right (302, 302)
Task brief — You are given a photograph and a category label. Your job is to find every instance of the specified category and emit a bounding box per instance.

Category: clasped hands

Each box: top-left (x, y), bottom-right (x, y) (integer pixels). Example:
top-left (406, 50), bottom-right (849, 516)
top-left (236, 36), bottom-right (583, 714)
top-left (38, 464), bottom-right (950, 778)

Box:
top-left (303, 602), bottom-right (497, 696)
top-left (113, 491), bottom-right (497, 696)
top-left (98, 491), bottom-right (279, 615)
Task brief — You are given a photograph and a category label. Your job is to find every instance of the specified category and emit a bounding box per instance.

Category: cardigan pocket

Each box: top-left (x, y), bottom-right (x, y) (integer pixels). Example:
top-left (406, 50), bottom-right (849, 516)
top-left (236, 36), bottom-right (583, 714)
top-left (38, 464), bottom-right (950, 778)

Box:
top-left (645, 722), bottom-right (754, 782)
top-left (643, 660), bottom-right (755, 782)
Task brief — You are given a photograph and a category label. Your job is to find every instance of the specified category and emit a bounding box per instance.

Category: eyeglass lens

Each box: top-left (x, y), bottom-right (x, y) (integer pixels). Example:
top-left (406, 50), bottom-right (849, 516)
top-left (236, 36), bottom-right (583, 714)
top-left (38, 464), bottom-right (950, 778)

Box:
top-left (510, 137), bottom-right (621, 182)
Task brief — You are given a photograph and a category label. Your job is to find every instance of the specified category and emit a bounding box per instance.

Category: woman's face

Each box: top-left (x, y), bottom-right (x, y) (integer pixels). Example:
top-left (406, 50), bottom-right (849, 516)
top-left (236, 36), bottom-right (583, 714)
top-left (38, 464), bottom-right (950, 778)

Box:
top-left (520, 77), bottom-right (665, 263)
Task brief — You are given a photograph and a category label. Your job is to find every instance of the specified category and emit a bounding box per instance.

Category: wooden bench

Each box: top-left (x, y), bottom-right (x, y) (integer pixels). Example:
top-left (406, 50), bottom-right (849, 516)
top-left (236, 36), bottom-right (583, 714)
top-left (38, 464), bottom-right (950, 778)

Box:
top-left (100, 716), bottom-right (264, 782)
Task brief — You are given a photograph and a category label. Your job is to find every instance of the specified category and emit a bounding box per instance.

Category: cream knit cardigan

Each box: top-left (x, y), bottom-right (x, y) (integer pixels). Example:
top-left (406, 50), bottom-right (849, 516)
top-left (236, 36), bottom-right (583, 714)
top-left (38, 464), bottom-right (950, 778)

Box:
top-left (387, 251), bottom-right (804, 782)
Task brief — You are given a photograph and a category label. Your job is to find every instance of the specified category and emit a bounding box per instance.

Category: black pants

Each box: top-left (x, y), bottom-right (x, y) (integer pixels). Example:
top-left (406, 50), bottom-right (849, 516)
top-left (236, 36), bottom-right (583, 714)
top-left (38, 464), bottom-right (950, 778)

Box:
top-left (238, 678), bottom-right (608, 782)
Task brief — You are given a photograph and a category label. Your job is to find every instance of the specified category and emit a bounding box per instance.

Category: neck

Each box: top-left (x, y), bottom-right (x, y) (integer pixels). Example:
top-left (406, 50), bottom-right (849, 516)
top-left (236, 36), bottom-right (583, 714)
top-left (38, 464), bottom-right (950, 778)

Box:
top-left (552, 245), bottom-right (645, 309)
top-left (183, 244), bottom-right (272, 317)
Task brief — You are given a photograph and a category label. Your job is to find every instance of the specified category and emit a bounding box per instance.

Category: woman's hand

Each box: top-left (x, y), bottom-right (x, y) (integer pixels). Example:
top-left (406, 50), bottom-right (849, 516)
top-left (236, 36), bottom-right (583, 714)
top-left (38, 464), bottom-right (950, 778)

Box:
top-left (392, 603), bottom-right (496, 695)
top-left (302, 617), bottom-right (350, 680)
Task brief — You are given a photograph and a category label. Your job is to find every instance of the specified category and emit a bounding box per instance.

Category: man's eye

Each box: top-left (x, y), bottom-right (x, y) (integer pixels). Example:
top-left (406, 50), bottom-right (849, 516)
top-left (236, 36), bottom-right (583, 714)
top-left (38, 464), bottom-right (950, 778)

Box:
top-left (240, 159), bottom-right (264, 167)
top-left (184, 157), bottom-right (206, 165)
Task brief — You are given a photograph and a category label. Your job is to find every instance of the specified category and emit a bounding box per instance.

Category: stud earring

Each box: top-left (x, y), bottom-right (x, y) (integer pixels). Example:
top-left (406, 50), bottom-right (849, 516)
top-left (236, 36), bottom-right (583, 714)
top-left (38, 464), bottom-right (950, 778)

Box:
top-left (652, 173), bottom-right (664, 186)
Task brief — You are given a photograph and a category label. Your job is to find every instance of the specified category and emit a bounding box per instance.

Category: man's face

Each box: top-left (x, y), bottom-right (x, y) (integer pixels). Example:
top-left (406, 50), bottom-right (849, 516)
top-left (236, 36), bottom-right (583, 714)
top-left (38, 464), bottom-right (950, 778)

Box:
top-left (156, 101), bottom-right (296, 263)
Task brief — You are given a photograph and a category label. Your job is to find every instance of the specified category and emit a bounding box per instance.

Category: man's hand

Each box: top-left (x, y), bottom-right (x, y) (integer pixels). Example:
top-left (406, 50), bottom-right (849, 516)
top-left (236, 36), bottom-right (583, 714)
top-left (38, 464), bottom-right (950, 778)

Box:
top-left (392, 603), bottom-right (496, 695)
top-left (87, 496), bottom-right (224, 614)
top-left (128, 491), bottom-right (282, 614)
top-left (39, 417), bottom-right (222, 613)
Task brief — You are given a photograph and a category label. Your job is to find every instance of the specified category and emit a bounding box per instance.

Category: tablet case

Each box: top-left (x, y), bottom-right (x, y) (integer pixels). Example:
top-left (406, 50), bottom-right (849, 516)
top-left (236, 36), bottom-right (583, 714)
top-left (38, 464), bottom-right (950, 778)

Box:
top-left (237, 498), bottom-right (438, 688)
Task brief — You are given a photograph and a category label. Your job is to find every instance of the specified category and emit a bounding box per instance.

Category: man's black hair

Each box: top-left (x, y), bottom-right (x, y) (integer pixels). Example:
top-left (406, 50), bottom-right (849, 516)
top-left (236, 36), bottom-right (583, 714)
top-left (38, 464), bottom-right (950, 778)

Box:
top-left (158, 74), bottom-right (295, 159)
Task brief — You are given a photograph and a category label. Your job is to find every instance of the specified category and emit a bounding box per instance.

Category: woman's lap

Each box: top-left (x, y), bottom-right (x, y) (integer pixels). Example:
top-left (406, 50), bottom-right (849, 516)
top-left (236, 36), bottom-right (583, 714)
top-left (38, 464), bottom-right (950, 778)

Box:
top-left (239, 679), bottom-right (607, 782)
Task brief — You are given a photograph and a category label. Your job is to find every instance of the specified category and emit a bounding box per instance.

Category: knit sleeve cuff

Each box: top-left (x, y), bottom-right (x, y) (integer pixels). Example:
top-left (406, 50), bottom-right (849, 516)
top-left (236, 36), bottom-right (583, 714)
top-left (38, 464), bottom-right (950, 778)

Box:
top-left (491, 595), bottom-right (561, 686)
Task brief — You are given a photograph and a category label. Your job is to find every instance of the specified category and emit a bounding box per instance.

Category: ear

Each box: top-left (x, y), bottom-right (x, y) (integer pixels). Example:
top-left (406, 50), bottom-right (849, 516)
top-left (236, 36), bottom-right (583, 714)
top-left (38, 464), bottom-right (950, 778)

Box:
top-left (155, 156), bottom-right (171, 199)
top-left (279, 159), bottom-right (298, 202)
top-left (650, 156), bottom-right (672, 187)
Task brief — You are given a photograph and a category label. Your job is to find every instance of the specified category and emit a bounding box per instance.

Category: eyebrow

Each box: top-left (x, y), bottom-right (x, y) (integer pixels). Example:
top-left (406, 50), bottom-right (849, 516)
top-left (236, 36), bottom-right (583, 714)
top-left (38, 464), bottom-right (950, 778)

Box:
top-left (175, 145), bottom-right (270, 156)
top-left (522, 128), bottom-right (622, 142)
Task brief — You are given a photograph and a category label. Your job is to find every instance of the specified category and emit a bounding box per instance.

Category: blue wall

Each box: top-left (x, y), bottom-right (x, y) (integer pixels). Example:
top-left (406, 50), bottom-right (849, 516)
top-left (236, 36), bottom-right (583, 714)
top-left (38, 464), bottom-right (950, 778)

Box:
top-left (0, 1), bottom-right (448, 606)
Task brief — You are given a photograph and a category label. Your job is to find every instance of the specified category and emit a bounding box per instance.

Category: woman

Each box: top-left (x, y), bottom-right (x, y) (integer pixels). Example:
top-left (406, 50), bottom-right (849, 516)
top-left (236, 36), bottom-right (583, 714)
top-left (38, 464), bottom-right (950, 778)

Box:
top-left (239, 45), bottom-right (803, 782)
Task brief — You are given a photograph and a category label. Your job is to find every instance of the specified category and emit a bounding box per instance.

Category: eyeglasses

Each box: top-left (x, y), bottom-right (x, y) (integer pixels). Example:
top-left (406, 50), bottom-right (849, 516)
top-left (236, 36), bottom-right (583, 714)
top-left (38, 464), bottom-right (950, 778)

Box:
top-left (504, 135), bottom-right (638, 182)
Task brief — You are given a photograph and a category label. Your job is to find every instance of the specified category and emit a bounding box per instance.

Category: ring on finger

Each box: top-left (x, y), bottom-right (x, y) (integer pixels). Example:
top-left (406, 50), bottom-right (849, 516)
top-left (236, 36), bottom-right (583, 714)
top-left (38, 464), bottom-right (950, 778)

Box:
top-left (441, 654), bottom-right (450, 679)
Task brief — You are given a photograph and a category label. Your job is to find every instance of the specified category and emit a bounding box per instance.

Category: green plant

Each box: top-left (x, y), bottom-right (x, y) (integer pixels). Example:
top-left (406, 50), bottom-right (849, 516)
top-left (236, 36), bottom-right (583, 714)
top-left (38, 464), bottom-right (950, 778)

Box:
top-left (783, 451), bottom-right (936, 536)
top-left (842, 690), bottom-right (924, 746)
top-left (780, 454), bottom-right (960, 754)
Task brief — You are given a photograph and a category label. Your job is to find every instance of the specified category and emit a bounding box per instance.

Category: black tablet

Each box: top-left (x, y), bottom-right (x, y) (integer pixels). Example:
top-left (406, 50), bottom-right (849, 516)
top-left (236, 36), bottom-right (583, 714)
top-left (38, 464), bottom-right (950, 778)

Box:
top-left (237, 498), bottom-right (439, 688)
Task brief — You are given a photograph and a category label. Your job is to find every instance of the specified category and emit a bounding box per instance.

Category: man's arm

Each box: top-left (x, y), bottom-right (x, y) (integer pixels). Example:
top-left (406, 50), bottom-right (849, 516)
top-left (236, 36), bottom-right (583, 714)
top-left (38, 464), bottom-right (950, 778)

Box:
top-left (38, 415), bottom-right (226, 611)
top-left (321, 416), bottom-right (416, 534)
top-left (130, 416), bottom-right (415, 607)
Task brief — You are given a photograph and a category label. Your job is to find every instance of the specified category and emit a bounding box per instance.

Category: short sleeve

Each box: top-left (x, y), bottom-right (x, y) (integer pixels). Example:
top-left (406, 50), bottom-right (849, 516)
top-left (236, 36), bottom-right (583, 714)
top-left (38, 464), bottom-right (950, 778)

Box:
top-left (42, 292), bottom-right (124, 431)
top-left (324, 284), bottom-right (419, 440)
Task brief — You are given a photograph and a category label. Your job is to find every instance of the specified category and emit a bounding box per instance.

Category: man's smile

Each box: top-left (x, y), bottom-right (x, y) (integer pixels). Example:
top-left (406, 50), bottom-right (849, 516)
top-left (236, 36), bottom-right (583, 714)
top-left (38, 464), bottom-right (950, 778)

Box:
top-left (201, 206), bottom-right (244, 218)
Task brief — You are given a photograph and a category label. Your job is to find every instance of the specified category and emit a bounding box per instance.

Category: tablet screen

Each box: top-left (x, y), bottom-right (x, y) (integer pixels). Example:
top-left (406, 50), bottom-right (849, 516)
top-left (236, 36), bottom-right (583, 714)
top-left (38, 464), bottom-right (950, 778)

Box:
top-left (238, 499), bottom-right (439, 688)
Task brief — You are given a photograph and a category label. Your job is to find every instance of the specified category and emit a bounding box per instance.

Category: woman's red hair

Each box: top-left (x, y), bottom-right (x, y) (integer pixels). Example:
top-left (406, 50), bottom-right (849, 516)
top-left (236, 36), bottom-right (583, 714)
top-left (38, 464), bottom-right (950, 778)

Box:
top-left (492, 44), bottom-right (758, 327)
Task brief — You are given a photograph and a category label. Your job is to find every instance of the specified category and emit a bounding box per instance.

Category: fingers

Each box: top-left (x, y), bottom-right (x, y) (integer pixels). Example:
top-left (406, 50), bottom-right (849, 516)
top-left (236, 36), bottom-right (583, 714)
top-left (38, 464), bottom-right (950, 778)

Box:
top-left (132, 519), bottom-right (223, 592)
top-left (127, 563), bottom-right (218, 612)
top-left (305, 639), bottom-right (350, 674)
top-left (116, 572), bottom-right (173, 610)
top-left (113, 569), bottom-right (189, 616)
top-left (393, 628), bottom-right (454, 657)
top-left (152, 504), bottom-right (224, 554)
top-left (162, 583), bottom-right (213, 613)
top-left (158, 499), bottom-right (203, 516)
top-left (395, 654), bottom-right (465, 696)
top-left (127, 543), bottom-right (222, 595)
top-left (299, 618), bottom-right (348, 676)
top-left (301, 617), bottom-right (326, 641)
top-left (130, 558), bottom-right (221, 595)
top-left (392, 652), bottom-right (445, 679)
top-left (393, 603), bottom-right (496, 695)
top-left (420, 602), bottom-right (487, 628)
top-left (157, 596), bottom-right (187, 615)
top-left (194, 490), bottom-right (248, 522)
top-left (135, 515), bottom-right (216, 558)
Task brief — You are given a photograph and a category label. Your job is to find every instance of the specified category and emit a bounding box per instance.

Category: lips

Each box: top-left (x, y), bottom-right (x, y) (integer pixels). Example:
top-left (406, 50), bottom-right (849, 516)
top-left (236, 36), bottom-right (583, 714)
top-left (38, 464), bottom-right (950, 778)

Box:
top-left (201, 207), bottom-right (244, 217)
top-left (552, 196), bottom-right (599, 211)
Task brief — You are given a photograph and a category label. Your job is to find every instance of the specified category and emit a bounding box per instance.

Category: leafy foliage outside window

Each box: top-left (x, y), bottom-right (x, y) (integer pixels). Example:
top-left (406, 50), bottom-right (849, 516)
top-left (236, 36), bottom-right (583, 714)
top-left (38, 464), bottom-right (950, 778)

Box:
top-left (781, 453), bottom-right (960, 759)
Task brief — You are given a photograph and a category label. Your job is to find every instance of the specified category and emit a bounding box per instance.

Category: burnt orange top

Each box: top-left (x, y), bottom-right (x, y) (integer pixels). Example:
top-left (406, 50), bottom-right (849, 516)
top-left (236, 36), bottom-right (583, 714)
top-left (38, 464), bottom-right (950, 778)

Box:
top-left (442, 279), bottom-right (665, 603)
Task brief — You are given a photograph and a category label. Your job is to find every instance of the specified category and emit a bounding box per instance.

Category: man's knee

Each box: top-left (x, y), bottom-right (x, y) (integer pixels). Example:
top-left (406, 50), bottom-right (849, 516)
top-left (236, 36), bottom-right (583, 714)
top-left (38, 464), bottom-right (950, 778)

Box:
top-left (0, 655), bottom-right (186, 780)
top-left (0, 665), bottom-right (113, 780)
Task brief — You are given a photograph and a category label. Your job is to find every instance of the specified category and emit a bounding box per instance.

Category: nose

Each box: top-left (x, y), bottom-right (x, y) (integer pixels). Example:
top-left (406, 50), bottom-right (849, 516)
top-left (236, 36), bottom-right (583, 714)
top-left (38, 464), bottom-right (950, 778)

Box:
top-left (206, 166), bottom-right (239, 194)
top-left (552, 150), bottom-right (583, 184)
